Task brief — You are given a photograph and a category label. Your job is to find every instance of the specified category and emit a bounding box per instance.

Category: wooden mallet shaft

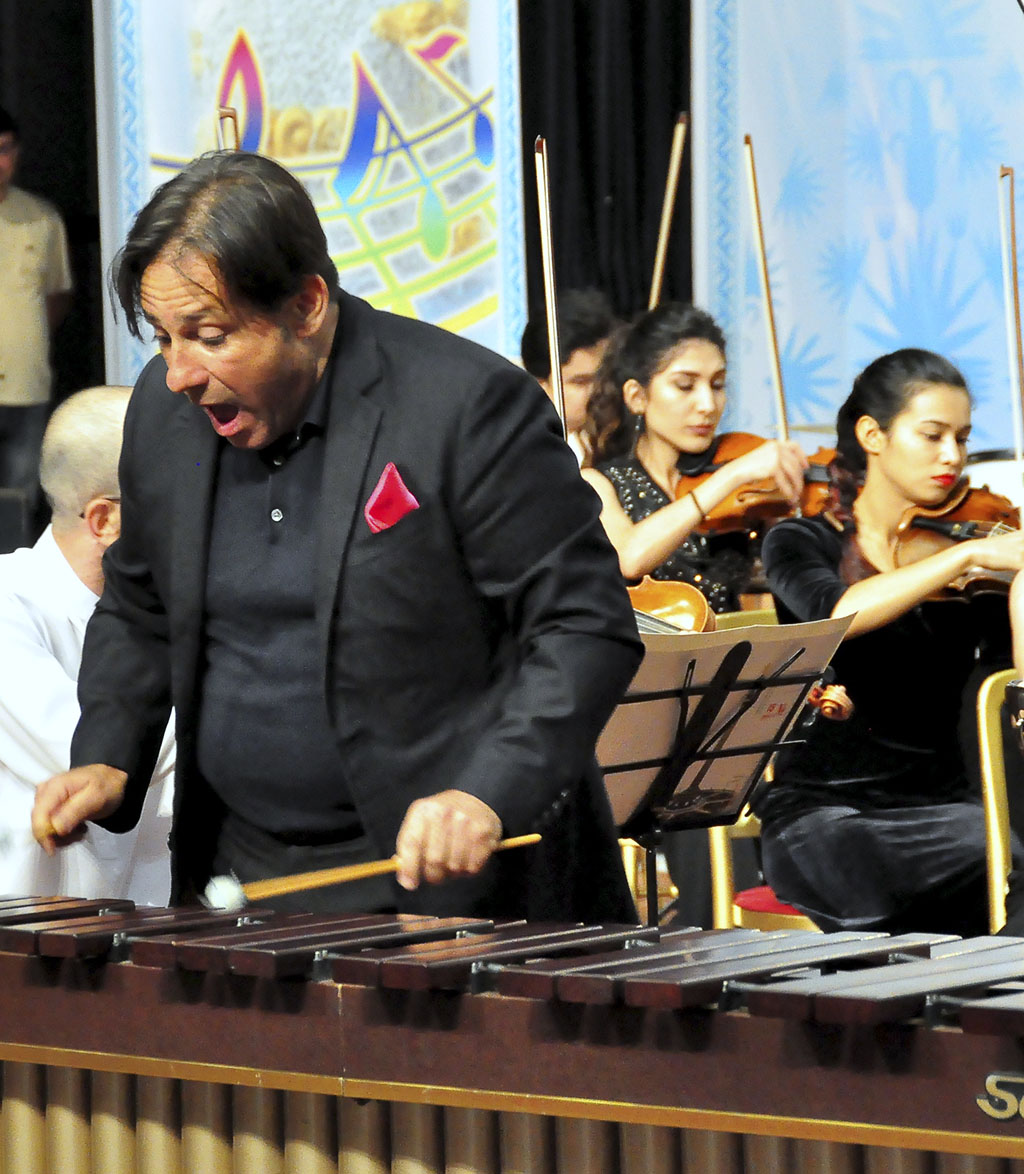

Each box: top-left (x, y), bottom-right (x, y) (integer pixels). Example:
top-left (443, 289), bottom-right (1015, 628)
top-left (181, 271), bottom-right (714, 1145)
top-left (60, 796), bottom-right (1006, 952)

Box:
top-left (240, 833), bottom-right (542, 902)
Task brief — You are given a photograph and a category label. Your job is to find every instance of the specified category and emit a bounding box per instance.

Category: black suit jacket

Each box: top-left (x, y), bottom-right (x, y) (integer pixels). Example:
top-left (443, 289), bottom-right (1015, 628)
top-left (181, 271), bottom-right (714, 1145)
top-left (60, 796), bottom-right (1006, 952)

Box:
top-left (72, 292), bottom-right (643, 919)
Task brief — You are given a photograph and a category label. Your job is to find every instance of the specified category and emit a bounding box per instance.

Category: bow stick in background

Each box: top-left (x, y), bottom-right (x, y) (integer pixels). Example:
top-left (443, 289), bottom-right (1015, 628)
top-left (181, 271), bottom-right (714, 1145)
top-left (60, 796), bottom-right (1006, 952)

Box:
top-left (216, 105), bottom-right (240, 151)
top-left (648, 112), bottom-right (689, 310)
top-left (534, 136), bottom-right (566, 438)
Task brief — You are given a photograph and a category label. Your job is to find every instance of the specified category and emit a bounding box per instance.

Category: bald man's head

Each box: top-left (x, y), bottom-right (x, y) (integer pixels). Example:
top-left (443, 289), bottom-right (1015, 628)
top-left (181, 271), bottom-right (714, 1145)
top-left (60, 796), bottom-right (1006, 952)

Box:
top-left (40, 386), bottom-right (132, 531)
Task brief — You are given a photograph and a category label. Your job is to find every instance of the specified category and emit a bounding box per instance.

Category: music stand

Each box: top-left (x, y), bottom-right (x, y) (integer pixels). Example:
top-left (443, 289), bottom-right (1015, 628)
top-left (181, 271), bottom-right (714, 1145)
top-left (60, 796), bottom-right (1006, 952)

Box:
top-left (599, 614), bottom-right (853, 924)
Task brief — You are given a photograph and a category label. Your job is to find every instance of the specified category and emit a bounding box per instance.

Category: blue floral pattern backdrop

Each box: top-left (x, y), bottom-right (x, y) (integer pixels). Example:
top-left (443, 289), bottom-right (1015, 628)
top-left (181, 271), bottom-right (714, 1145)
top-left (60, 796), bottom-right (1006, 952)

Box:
top-left (693, 0), bottom-right (1024, 456)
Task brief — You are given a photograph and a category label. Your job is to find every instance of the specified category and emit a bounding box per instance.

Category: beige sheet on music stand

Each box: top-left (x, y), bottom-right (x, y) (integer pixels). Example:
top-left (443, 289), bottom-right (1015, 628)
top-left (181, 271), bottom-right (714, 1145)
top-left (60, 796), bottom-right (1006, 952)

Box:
top-left (600, 616), bottom-right (853, 829)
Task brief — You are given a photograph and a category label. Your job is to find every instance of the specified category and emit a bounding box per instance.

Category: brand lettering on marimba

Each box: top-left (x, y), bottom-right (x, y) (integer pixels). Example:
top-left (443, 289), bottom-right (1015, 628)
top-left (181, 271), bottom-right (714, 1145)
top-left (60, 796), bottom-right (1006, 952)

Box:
top-left (977, 1074), bottom-right (1024, 1120)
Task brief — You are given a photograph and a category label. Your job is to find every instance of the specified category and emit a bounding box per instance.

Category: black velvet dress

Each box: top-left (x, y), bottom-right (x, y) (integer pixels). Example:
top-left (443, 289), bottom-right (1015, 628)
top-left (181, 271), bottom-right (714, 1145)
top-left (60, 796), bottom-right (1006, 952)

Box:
top-left (755, 513), bottom-right (1021, 936)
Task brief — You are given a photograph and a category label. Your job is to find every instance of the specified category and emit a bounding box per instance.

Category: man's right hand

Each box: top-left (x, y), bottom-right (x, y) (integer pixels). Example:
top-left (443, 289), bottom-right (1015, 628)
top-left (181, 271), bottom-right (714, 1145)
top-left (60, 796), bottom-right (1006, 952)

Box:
top-left (32, 765), bottom-right (128, 856)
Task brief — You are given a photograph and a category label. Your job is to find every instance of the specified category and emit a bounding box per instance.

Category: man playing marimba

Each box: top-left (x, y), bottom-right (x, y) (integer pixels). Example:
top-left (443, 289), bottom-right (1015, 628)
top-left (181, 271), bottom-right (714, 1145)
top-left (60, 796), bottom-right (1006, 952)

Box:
top-left (31, 151), bottom-right (642, 921)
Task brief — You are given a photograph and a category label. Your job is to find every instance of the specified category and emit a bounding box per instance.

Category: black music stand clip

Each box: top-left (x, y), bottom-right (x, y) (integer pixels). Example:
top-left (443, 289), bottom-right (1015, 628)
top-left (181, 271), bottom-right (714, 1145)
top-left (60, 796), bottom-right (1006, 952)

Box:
top-left (599, 615), bottom-right (853, 925)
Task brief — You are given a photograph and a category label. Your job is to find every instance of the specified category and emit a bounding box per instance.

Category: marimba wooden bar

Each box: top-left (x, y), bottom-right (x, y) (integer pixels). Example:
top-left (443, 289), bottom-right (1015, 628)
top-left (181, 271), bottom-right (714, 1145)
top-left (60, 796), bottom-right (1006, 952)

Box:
top-left (1, 898), bottom-right (1024, 1171)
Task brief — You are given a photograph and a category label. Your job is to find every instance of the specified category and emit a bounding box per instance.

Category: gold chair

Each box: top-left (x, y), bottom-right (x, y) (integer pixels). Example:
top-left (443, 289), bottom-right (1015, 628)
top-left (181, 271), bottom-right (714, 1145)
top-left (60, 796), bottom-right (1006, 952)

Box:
top-left (618, 838), bottom-right (678, 922)
top-left (977, 667), bottom-right (1019, 933)
top-left (619, 838), bottom-right (644, 914)
top-left (707, 805), bottom-right (819, 931)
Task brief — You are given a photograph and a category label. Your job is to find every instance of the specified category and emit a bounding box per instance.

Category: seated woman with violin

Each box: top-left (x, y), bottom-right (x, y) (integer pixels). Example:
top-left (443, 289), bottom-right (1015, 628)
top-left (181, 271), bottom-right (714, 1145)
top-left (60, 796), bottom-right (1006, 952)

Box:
top-left (755, 348), bottom-right (1024, 937)
top-left (581, 303), bottom-right (807, 612)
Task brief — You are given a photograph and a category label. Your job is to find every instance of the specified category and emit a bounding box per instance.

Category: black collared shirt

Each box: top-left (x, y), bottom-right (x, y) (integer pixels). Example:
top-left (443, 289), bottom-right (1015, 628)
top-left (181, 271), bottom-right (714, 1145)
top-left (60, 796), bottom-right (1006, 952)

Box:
top-left (195, 368), bottom-right (361, 840)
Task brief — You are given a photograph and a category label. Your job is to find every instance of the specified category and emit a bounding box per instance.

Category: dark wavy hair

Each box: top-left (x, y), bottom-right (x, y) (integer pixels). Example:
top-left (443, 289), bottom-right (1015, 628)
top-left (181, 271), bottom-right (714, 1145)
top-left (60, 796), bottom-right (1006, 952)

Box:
top-left (112, 151), bottom-right (340, 338)
top-left (520, 288), bottom-right (619, 380)
top-left (584, 303), bottom-right (726, 464)
top-left (0, 105), bottom-right (19, 141)
top-left (831, 348), bottom-right (969, 525)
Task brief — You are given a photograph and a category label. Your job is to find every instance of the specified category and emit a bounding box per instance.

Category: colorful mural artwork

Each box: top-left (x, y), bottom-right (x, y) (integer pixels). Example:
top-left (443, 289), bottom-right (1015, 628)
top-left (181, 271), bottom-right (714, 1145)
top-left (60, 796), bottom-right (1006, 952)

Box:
top-left (95, 0), bottom-right (525, 382)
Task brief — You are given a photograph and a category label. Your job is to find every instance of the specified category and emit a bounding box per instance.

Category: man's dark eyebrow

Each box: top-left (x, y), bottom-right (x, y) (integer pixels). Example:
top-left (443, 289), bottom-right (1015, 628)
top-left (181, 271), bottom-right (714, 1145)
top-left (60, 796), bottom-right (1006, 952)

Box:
top-left (142, 311), bottom-right (212, 328)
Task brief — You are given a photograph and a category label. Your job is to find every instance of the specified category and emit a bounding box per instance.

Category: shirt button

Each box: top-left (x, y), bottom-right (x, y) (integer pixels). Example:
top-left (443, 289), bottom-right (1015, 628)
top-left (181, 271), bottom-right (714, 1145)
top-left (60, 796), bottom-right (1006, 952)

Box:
top-left (270, 508), bottom-right (284, 523)
top-left (272, 456), bottom-right (284, 467)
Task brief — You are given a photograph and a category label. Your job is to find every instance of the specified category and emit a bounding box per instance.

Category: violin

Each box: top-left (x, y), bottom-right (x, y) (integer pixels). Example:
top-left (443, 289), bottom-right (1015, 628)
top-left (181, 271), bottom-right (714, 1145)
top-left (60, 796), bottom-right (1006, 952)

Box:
top-left (627, 575), bottom-right (716, 632)
top-left (672, 433), bottom-right (835, 532)
top-left (892, 480), bottom-right (1020, 597)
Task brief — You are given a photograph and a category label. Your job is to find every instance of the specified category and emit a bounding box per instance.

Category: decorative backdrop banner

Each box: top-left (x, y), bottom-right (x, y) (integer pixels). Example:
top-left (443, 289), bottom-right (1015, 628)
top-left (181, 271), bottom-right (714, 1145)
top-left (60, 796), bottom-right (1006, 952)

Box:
top-left (93, 0), bottom-right (525, 383)
top-left (693, 0), bottom-right (1024, 455)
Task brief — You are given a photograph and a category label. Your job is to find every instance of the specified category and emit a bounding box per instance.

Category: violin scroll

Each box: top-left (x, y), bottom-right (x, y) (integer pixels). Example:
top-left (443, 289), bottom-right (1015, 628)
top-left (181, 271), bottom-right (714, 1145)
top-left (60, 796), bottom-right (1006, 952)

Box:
top-left (806, 682), bottom-right (854, 721)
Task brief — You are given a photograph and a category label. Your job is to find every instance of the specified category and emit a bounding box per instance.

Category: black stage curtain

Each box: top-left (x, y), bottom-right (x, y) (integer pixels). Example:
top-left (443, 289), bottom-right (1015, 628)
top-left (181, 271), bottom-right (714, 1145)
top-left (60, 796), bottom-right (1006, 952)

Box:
top-left (518, 0), bottom-right (692, 322)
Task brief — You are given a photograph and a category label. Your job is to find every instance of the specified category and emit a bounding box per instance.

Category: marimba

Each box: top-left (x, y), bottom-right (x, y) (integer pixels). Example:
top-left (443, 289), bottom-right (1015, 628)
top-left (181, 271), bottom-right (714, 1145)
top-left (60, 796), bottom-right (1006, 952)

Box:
top-left (2, 898), bottom-right (1024, 1172)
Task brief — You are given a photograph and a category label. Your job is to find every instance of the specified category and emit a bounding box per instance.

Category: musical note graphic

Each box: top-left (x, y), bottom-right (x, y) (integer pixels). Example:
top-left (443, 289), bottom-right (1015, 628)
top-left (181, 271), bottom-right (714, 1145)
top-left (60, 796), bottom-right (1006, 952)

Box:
top-left (152, 23), bottom-right (500, 338)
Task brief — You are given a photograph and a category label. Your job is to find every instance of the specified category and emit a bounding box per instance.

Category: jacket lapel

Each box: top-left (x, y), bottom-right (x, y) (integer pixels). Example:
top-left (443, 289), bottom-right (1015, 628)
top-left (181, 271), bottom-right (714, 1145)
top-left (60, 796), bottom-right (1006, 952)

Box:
top-left (314, 294), bottom-right (384, 650)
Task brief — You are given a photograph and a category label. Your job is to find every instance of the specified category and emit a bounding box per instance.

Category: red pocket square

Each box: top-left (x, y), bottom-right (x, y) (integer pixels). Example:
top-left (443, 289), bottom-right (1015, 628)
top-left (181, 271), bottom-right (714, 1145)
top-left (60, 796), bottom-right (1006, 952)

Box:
top-left (364, 462), bottom-right (419, 533)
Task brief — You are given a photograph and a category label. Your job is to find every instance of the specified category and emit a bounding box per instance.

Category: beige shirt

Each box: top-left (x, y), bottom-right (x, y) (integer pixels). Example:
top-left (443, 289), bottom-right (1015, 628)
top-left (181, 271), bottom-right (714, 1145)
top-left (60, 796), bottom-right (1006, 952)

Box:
top-left (0, 186), bottom-right (72, 406)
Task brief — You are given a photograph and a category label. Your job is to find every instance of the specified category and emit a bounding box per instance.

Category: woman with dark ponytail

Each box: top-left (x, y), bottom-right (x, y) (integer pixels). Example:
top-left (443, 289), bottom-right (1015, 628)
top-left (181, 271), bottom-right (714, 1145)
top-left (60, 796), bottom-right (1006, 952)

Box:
top-left (581, 303), bottom-right (807, 611)
top-left (756, 348), bottom-right (1024, 935)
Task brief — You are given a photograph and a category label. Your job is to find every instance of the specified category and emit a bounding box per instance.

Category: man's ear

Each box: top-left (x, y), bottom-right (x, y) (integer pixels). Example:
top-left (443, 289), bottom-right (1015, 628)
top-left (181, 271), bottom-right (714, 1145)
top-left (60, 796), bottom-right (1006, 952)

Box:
top-left (622, 378), bottom-right (647, 415)
top-left (82, 497), bottom-right (121, 548)
top-left (290, 274), bottom-right (331, 338)
top-left (854, 414), bottom-right (886, 456)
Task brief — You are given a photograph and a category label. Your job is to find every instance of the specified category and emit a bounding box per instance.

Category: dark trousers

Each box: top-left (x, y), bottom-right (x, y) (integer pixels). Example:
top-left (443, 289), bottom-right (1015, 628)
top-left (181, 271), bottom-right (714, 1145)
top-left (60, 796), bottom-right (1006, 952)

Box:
top-left (0, 403), bottom-right (47, 510)
top-left (760, 800), bottom-right (1016, 938)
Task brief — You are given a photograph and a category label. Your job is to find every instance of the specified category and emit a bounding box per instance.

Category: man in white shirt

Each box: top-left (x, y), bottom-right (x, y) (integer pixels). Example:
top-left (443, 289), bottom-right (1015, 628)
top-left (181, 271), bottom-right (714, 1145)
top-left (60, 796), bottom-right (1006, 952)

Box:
top-left (0, 386), bottom-right (172, 901)
top-left (0, 105), bottom-right (73, 512)
top-left (520, 288), bottom-right (618, 465)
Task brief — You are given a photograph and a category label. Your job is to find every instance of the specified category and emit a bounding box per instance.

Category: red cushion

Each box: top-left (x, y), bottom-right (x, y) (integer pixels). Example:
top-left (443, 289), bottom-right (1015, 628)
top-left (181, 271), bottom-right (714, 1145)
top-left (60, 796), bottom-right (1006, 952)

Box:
top-left (734, 885), bottom-right (803, 916)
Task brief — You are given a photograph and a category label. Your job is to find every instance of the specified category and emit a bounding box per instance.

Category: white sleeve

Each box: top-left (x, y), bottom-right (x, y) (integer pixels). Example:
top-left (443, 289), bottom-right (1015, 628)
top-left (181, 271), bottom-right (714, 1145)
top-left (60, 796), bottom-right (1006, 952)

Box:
top-left (0, 599), bottom-right (81, 787)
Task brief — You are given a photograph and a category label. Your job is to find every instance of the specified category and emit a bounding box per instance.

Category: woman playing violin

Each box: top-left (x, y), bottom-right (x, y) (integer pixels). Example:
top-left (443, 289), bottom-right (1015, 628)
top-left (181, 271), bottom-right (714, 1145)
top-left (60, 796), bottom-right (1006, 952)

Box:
top-left (756, 348), bottom-right (1024, 936)
top-left (581, 303), bottom-right (807, 611)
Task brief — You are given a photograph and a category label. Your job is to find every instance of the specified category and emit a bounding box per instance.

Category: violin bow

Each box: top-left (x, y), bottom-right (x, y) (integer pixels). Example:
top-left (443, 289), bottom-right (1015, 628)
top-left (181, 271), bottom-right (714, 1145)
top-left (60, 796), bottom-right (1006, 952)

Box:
top-left (648, 112), bottom-right (689, 310)
top-left (534, 136), bottom-right (567, 439)
top-left (743, 134), bottom-right (790, 445)
top-left (216, 106), bottom-right (240, 151)
top-left (998, 165), bottom-right (1024, 471)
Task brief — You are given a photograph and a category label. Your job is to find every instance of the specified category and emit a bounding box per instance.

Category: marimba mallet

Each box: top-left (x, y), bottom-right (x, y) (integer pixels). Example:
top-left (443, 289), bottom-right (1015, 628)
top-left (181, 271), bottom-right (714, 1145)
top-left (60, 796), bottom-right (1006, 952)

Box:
top-left (202, 833), bottom-right (542, 912)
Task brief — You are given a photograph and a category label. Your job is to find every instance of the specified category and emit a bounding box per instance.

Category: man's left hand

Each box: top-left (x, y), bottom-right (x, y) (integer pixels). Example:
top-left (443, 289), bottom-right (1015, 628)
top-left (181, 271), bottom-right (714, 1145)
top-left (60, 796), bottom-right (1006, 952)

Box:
top-left (394, 790), bottom-right (502, 891)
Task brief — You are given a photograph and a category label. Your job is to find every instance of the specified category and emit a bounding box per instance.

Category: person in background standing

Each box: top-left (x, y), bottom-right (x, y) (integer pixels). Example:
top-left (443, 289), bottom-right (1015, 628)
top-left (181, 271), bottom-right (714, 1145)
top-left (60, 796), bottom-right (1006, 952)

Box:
top-left (0, 105), bottom-right (73, 526)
